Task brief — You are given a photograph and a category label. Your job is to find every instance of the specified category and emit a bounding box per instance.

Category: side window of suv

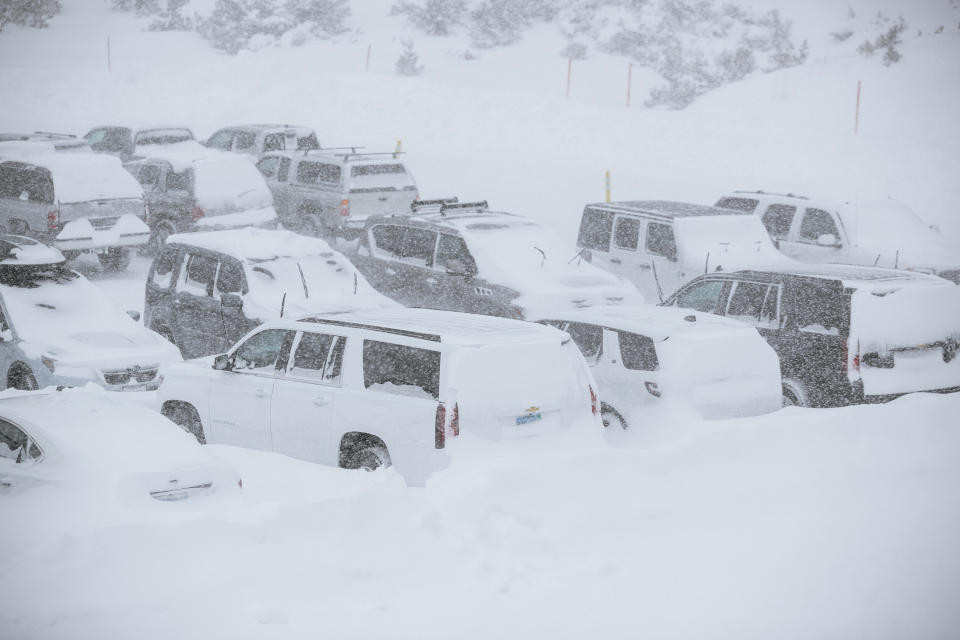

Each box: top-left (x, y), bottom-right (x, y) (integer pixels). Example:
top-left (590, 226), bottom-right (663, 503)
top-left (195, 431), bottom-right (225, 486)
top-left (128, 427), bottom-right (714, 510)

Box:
top-left (798, 208), bottom-right (840, 245)
top-left (725, 281), bottom-right (780, 327)
top-left (796, 284), bottom-right (843, 335)
top-left (399, 227), bottom-right (437, 268)
top-left (256, 156), bottom-right (279, 179)
top-left (165, 169), bottom-right (189, 193)
top-left (0, 419), bottom-right (41, 463)
top-left (613, 217), bottom-right (641, 251)
top-left (577, 207), bottom-right (613, 252)
top-left (564, 322), bottom-right (603, 363)
top-left (436, 234), bottom-right (476, 275)
top-left (674, 279), bottom-right (724, 313)
top-left (206, 130), bottom-right (234, 151)
top-left (371, 224), bottom-right (405, 259)
top-left (150, 246), bottom-right (179, 289)
top-left (363, 340), bottom-right (440, 400)
top-left (645, 222), bottom-right (677, 261)
top-left (233, 329), bottom-right (294, 372)
top-left (215, 258), bottom-right (244, 296)
top-left (177, 252), bottom-right (217, 297)
top-left (287, 332), bottom-right (346, 385)
top-left (277, 157), bottom-right (291, 182)
top-left (618, 331), bottom-right (659, 371)
top-left (761, 204), bottom-right (796, 240)
top-left (22, 169), bottom-right (54, 203)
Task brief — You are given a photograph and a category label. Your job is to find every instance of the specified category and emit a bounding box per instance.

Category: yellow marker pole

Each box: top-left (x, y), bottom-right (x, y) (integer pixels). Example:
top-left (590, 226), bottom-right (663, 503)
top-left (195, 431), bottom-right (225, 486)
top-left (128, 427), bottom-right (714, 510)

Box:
top-left (605, 170), bottom-right (611, 203)
top-left (395, 139), bottom-right (402, 158)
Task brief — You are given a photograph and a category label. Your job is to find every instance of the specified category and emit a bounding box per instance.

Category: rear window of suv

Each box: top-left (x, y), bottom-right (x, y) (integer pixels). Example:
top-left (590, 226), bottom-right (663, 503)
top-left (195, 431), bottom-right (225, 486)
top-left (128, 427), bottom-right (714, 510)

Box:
top-left (363, 340), bottom-right (440, 400)
top-left (716, 197), bottom-right (759, 213)
top-left (351, 164), bottom-right (406, 177)
top-left (578, 208), bottom-right (613, 252)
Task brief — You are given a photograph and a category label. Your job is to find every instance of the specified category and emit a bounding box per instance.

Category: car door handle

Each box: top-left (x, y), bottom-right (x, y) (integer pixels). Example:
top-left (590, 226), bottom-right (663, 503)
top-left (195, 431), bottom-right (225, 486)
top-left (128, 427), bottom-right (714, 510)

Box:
top-left (313, 395), bottom-right (330, 407)
top-left (425, 277), bottom-right (438, 285)
top-left (253, 388), bottom-right (268, 398)
top-left (610, 258), bottom-right (621, 264)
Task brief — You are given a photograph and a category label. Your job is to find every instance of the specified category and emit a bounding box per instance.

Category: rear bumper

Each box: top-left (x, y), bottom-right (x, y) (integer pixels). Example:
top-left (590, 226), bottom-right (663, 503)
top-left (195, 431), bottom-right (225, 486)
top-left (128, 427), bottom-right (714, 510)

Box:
top-left (53, 214), bottom-right (151, 250)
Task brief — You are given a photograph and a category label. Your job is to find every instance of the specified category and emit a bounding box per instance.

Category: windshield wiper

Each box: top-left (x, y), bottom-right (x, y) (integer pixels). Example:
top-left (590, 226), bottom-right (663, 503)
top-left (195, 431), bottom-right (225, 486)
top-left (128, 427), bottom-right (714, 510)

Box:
top-left (297, 261), bottom-right (309, 299)
top-left (534, 246), bottom-right (546, 267)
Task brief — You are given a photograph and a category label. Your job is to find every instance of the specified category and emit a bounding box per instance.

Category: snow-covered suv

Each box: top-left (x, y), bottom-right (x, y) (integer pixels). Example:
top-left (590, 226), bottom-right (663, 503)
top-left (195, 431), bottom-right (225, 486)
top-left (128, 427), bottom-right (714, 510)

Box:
top-left (158, 308), bottom-right (601, 486)
top-left (350, 199), bottom-right (643, 319)
top-left (256, 149), bottom-right (418, 238)
top-left (663, 265), bottom-right (960, 407)
top-left (204, 124), bottom-right (319, 157)
top-left (715, 191), bottom-right (960, 284)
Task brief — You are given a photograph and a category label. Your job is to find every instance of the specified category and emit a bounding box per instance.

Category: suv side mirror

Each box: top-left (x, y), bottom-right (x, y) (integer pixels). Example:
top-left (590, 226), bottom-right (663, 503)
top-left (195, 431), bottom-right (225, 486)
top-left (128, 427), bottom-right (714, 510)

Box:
top-left (213, 354), bottom-right (233, 371)
top-left (126, 310), bottom-right (141, 322)
top-left (817, 233), bottom-right (840, 247)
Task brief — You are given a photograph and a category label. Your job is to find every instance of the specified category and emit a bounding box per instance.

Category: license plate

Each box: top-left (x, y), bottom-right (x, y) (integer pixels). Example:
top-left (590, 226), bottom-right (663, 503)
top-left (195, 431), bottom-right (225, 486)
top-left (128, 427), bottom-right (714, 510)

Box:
top-left (516, 411), bottom-right (542, 426)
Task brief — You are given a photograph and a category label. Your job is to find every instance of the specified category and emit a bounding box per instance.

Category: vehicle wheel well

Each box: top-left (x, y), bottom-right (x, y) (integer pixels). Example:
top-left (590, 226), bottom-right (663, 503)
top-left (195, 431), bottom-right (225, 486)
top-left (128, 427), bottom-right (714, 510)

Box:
top-left (6, 362), bottom-right (38, 391)
top-left (781, 378), bottom-right (809, 408)
top-left (161, 401), bottom-right (206, 444)
top-left (338, 432), bottom-right (389, 469)
top-left (600, 402), bottom-right (628, 429)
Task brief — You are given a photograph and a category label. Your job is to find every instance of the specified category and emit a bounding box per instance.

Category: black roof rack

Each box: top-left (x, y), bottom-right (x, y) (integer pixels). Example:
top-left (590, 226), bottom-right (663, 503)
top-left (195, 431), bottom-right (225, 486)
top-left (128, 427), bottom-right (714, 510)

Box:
top-left (438, 200), bottom-right (488, 216)
top-left (302, 146), bottom-right (366, 156)
top-left (299, 317), bottom-right (441, 342)
top-left (32, 131), bottom-right (77, 139)
top-left (734, 189), bottom-right (809, 200)
top-left (411, 198), bottom-right (458, 213)
top-left (333, 150), bottom-right (406, 161)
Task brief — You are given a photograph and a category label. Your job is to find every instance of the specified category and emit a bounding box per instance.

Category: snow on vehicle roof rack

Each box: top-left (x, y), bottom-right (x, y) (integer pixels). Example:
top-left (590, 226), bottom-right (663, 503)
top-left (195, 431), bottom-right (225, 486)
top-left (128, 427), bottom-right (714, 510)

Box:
top-left (410, 198), bottom-right (458, 213)
top-left (438, 200), bottom-right (488, 216)
top-left (733, 189), bottom-right (809, 199)
top-left (330, 150), bottom-right (406, 161)
top-left (301, 146), bottom-right (367, 155)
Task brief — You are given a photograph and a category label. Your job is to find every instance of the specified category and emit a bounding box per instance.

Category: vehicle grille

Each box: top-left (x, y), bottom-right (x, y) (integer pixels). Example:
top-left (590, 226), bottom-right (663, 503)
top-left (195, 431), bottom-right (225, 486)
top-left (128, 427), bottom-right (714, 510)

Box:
top-left (102, 366), bottom-right (159, 386)
top-left (89, 217), bottom-right (119, 230)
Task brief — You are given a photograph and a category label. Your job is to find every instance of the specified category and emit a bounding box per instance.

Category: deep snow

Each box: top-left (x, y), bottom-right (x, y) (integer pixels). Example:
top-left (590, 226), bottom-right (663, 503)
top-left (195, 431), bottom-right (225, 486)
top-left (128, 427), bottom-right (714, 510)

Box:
top-left (1, 0), bottom-right (959, 637)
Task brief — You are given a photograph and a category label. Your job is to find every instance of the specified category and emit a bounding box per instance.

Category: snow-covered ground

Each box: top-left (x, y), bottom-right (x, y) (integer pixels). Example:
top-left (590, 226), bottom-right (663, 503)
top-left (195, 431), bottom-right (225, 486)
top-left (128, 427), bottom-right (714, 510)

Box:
top-left (1, 0), bottom-right (959, 636)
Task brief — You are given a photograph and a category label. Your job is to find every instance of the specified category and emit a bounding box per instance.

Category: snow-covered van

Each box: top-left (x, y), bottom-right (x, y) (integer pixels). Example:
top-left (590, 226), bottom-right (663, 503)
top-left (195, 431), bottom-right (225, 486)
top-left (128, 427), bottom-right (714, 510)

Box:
top-left (256, 149), bottom-right (418, 238)
top-left (664, 265), bottom-right (960, 407)
top-left (144, 228), bottom-right (392, 359)
top-left (0, 151), bottom-right (149, 270)
top-left (351, 199), bottom-right (643, 319)
top-left (158, 308), bottom-right (601, 486)
top-left (576, 201), bottom-right (789, 303)
top-left (538, 306), bottom-right (782, 424)
top-left (0, 236), bottom-right (180, 392)
top-left (715, 192), bottom-right (960, 283)
top-left (125, 147), bottom-right (278, 252)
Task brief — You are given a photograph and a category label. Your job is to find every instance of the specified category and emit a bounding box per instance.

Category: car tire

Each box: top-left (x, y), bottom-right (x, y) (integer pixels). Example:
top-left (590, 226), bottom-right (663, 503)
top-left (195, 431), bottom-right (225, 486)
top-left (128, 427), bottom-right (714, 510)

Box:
top-left (354, 445), bottom-right (391, 471)
top-left (162, 402), bottom-right (206, 444)
top-left (781, 379), bottom-right (809, 408)
top-left (152, 323), bottom-right (176, 345)
top-left (600, 403), bottom-right (628, 430)
top-left (98, 247), bottom-right (131, 272)
top-left (7, 365), bottom-right (38, 391)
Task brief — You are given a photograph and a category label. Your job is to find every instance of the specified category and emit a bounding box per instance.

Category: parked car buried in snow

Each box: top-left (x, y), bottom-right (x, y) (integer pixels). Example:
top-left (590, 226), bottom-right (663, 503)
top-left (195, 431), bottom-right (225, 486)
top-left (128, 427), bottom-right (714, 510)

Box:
top-left (158, 308), bottom-right (601, 486)
top-left (714, 191), bottom-right (960, 284)
top-left (125, 149), bottom-right (278, 252)
top-left (663, 265), bottom-right (960, 407)
top-left (576, 201), bottom-right (790, 303)
top-left (0, 389), bottom-right (240, 501)
top-left (256, 148), bottom-right (418, 238)
top-left (0, 150), bottom-right (149, 270)
top-left (349, 199), bottom-right (643, 319)
top-left (83, 125), bottom-right (195, 161)
top-left (143, 228), bottom-right (392, 360)
top-left (537, 306), bottom-right (782, 426)
top-left (0, 236), bottom-right (180, 391)
top-left (204, 124), bottom-right (319, 156)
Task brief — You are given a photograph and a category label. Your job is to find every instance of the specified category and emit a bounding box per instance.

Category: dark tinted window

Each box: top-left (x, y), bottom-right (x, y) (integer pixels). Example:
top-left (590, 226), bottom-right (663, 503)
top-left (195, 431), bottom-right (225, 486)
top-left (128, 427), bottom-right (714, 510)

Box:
top-left (165, 170), bottom-right (190, 192)
top-left (233, 329), bottom-right (292, 371)
top-left (618, 332), bottom-right (659, 371)
top-left (436, 234), bottom-right (475, 273)
top-left (577, 208), bottom-right (613, 252)
top-left (296, 161), bottom-right (340, 185)
top-left (289, 332), bottom-right (345, 384)
top-left (0, 166), bottom-right (21, 198)
top-left (216, 259), bottom-right (243, 294)
top-left (363, 340), bottom-right (440, 399)
top-left (233, 131), bottom-right (255, 150)
top-left (761, 204), bottom-right (796, 239)
top-left (613, 217), bottom-right (641, 251)
top-left (138, 165), bottom-right (161, 188)
top-left (796, 283), bottom-right (844, 335)
top-left (565, 322), bottom-right (603, 362)
top-left (725, 281), bottom-right (769, 324)
top-left (0, 419), bottom-right (40, 462)
top-left (674, 279), bottom-right (724, 313)
top-left (262, 134), bottom-right (285, 152)
top-left (799, 209), bottom-right (839, 243)
top-left (351, 164), bottom-right (405, 177)
top-left (716, 197), bottom-right (759, 213)
top-left (277, 157), bottom-right (291, 182)
top-left (206, 130), bottom-right (234, 150)
top-left (646, 222), bottom-right (677, 260)
top-left (400, 228), bottom-right (437, 267)
top-left (181, 253), bottom-right (217, 295)
top-left (256, 157), bottom-right (279, 179)
top-left (150, 246), bottom-right (178, 287)
top-left (372, 225), bottom-right (404, 258)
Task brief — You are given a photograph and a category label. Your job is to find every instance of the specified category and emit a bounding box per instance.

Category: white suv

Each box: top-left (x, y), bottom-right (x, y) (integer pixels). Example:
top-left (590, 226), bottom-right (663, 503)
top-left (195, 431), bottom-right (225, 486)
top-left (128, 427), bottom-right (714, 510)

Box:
top-left (715, 191), bottom-right (960, 284)
top-left (158, 308), bottom-right (600, 485)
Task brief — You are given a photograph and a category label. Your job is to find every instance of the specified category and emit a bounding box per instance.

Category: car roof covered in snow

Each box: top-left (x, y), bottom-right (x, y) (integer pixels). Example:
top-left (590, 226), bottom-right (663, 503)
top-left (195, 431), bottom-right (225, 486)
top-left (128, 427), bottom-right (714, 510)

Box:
top-left (718, 264), bottom-right (948, 289)
top-left (587, 201), bottom-right (753, 219)
top-left (0, 235), bottom-right (65, 265)
top-left (0, 151), bottom-right (143, 202)
top-left (536, 305), bottom-right (756, 340)
top-left (292, 308), bottom-right (564, 347)
top-left (369, 209), bottom-right (531, 233)
top-left (216, 123), bottom-right (315, 135)
top-left (166, 228), bottom-right (338, 262)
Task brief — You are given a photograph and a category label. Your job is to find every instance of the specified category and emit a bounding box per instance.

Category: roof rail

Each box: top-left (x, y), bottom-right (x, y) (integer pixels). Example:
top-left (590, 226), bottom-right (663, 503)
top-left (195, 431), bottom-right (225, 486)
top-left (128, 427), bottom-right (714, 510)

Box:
top-left (32, 131), bottom-right (77, 139)
top-left (734, 189), bottom-right (808, 200)
top-left (302, 146), bottom-right (366, 156)
top-left (333, 151), bottom-right (406, 161)
top-left (440, 200), bottom-right (488, 216)
top-left (411, 198), bottom-right (458, 213)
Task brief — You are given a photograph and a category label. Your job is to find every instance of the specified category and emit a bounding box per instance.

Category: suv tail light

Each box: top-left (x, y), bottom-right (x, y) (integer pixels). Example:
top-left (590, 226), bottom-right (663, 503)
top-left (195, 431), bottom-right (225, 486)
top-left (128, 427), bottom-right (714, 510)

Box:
top-left (434, 404), bottom-right (446, 449)
top-left (589, 385), bottom-right (598, 416)
top-left (842, 339), bottom-right (860, 375)
top-left (47, 209), bottom-right (59, 232)
top-left (340, 199), bottom-right (350, 217)
top-left (192, 205), bottom-right (205, 221)
top-left (450, 402), bottom-right (460, 437)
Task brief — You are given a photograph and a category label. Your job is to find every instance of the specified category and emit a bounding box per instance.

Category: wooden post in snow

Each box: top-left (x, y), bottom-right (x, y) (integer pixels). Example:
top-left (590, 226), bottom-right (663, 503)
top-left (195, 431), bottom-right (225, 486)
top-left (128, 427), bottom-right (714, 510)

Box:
top-left (365, 45), bottom-right (371, 72)
top-left (854, 80), bottom-right (861, 134)
top-left (626, 63), bottom-right (633, 107)
top-left (565, 58), bottom-right (572, 99)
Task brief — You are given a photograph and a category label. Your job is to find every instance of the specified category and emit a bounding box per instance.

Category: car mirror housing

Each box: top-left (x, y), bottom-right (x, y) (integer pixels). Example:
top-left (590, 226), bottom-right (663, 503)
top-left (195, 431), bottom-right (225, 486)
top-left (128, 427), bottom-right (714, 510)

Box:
top-left (213, 354), bottom-right (232, 371)
top-left (126, 310), bottom-right (141, 322)
top-left (817, 233), bottom-right (839, 247)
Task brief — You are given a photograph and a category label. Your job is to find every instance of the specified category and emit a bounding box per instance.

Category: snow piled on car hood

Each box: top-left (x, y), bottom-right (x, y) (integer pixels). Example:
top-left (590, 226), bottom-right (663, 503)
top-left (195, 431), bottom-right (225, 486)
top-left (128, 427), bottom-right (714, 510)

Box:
top-left (193, 155), bottom-right (273, 212)
top-left (674, 215), bottom-right (793, 273)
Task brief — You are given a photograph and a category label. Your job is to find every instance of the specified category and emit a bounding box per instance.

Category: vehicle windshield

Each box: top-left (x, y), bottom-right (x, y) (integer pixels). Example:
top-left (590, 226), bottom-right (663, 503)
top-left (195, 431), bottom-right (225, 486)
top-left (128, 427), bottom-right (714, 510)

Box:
top-left (462, 221), bottom-right (572, 271)
top-left (838, 202), bottom-right (940, 247)
top-left (134, 129), bottom-right (193, 146)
